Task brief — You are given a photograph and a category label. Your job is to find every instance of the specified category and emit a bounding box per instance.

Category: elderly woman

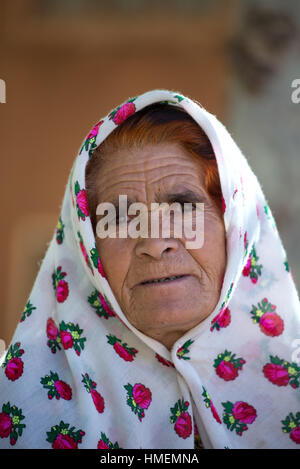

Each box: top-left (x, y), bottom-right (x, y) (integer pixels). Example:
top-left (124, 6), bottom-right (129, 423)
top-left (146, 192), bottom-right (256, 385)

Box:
top-left (0, 89), bottom-right (299, 449)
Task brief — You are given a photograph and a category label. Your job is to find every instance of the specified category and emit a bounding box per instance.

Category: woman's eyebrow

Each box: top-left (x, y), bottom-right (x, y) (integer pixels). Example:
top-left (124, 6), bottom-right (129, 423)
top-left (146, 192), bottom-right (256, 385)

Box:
top-left (157, 189), bottom-right (208, 204)
top-left (106, 189), bottom-right (208, 211)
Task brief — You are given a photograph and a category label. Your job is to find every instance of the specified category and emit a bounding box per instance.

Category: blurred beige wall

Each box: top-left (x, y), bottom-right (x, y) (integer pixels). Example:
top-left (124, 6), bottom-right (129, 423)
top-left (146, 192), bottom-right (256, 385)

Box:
top-left (0, 1), bottom-right (236, 345)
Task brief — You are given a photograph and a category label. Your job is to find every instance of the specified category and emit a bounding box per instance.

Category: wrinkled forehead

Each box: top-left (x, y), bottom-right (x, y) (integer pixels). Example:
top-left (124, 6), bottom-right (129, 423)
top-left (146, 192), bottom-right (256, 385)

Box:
top-left (93, 142), bottom-right (210, 202)
top-left (93, 140), bottom-right (208, 180)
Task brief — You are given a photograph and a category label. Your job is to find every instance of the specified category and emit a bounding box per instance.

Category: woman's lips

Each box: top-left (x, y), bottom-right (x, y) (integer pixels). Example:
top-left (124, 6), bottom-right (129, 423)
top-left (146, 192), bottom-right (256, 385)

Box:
top-left (137, 274), bottom-right (191, 287)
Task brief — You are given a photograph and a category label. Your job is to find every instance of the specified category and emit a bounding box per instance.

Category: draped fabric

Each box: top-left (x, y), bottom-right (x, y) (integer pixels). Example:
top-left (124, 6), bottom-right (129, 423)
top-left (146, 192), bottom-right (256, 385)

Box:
top-left (1, 89), bottom-right (300, 449)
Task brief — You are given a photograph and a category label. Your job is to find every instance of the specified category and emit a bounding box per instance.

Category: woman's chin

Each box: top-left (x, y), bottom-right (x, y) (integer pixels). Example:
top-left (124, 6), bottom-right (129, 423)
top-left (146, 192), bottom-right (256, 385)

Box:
top-left (132, 304), bottom-right (205, 333)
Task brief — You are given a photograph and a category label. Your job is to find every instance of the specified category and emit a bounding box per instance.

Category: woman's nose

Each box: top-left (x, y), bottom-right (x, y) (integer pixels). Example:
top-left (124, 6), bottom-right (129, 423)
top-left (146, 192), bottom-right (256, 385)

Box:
top-left (135, 237), bottom-right (179, 260)
top-left (133, 204), bottom-right (180, 259)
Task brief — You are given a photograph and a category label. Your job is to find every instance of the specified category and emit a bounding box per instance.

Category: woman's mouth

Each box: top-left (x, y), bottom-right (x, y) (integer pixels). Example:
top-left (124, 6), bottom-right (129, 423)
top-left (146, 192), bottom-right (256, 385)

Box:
top-left (139, 275), bottom-right (190, 286)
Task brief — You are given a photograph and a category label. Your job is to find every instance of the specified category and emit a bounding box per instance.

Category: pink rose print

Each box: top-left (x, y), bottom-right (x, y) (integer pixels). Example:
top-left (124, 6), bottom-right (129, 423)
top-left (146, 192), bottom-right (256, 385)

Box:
top-left (52, 266), bottom-right (69, 303)
top-left (170, 399), bottom-right (192, 439)
top-left (46, 421), bottom-right (85, 449)
top-left (290, 427), bottom-right (300, 444)
top-left (2, 343), bottom-right (24, 382)
top-left (74, 181), bottom-right (89, 221)
top-left (211, 283), bottom-right (234, 332)
top-left (79, 119), bottom-right (104, 158)
top-left (59, 321), bottom-right (86, 356)
top-left (263, 363), bottom-right (289, 386)
top-left (214, 350), bottom-right (246, 381)
top-left (99, 294), bottom-right (115, 317)
top-left (0, 411), bottom-right (12, 438)
top-left (90, 247), bottom-right (106, 278)
top-left (242, 245), bottom-right (262, 284)
top-left (222, 400), bottom-right (257, 436)
top-left (87, 120), bottom-right (103, 140)
top-left (106, 334), bottom-right (138, 362)
top-left (210, 400), bottom-right (222, 424)
top-left (174, 412), bottom-right (192, 439)
top-left (76, 190), bottom-right (89, 217)
top-left (155, 353), bottom-right (175, 368)
top-left (217, 361), bottom-right (238, 380)
top-left (0, 402), bottom-right (26, 446)
top-left (97, 432), bottom-right (120, 449)
top-left (132, 384), bottom-right (152, 409)
top-left (56, 280), bottom-right (69, 303)
top-left (98, 439), bottom-right (109, 449)
top-left (232, 402), bottom-right (257, 424)
top-left (281, 412), bottom-right (300, 444)
top-left (91, 389), bottom-right (105, 413)
top-left (124, 383), bottom-right (152, 421)
top-left (109, 100), bottom-right (136, 125)
top-left (210, 307), bottom-right (231, 332)
top-left (60, 330), bottom-right (73, 350)
top-left (54, 380), bottom-right (72, 400)
top-left (250, 298), bottom-right (284, 337)
top-left (77, 231), bottom-right (94, 275)
top-left (41, 371), bottom-right (72, 400)
top-left (242, 257), bottom-right (251, 276)
top-left (80, 119), bottom-right (104, 157)
top-left (5, 358), bottom-right (23, 382)
top-left (263, 355), bottom-right (300, 388)
top-left (47, 318), bottom-right (58, 340)
top-left (202, 387), bottom-right (222, 424)
top-left (46, 318), bottom-right (62, 354)
top-left (97, 258), bottom-right (106, 277)
top-left (260, 312), bottom-right (284, 337)
top-left (114, 341), bottom-right (134, 361)
top-left (88, 290), bottom-right (116, 319)
top-left (82, 373), bottom-right (105, 413)
top-left (53, 434), bottom-right (78, 449)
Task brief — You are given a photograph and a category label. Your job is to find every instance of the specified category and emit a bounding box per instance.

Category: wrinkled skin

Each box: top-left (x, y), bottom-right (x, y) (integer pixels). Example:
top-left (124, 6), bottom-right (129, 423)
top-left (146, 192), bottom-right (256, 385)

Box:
top-left (94, 142), bottom-right (227, 350)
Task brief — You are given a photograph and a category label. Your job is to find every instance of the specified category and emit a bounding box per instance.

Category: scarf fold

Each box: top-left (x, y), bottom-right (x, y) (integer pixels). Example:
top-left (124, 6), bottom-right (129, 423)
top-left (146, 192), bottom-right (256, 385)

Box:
top-left (1, 89), bottom-right (300, 449)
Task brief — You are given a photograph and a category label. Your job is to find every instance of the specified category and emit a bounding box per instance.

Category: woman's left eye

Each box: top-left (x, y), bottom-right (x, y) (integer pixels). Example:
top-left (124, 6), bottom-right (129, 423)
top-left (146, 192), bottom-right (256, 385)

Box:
top-left (178, 202), bottom-right (197, 210)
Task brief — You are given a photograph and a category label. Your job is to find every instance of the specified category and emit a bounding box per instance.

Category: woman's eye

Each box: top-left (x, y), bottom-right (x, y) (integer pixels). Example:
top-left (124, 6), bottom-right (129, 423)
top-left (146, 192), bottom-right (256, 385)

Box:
top-left (178, 202), bottom-right (197, 211)
top-left (115, 203), bottom-right (197, 224)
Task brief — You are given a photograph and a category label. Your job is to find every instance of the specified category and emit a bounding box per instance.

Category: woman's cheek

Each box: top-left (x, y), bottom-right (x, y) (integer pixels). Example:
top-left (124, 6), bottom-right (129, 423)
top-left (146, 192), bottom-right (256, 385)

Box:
top-left (99, 238), bottom-right (130, 289)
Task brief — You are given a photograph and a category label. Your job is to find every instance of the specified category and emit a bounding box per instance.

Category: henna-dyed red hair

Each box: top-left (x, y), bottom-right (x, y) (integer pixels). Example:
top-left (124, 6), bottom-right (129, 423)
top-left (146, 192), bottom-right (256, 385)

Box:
top-left (86, 103), bottom-right (223, 232)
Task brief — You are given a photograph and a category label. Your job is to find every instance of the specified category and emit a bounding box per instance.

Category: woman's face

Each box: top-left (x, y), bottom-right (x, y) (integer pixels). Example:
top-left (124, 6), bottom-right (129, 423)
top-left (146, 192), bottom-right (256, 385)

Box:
top-left (94, 142), bottom-right (227, 350)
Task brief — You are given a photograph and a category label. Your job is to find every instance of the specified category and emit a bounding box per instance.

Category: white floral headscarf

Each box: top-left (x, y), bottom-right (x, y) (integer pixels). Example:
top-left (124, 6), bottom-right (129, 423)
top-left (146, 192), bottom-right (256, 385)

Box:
top-left (1, 89), bottom-right (300, 449)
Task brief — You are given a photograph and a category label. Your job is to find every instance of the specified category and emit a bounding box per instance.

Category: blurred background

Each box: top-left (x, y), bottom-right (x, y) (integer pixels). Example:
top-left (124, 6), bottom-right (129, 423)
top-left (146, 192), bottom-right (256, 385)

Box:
top-left (1, 0), bottom-right (300, 346)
